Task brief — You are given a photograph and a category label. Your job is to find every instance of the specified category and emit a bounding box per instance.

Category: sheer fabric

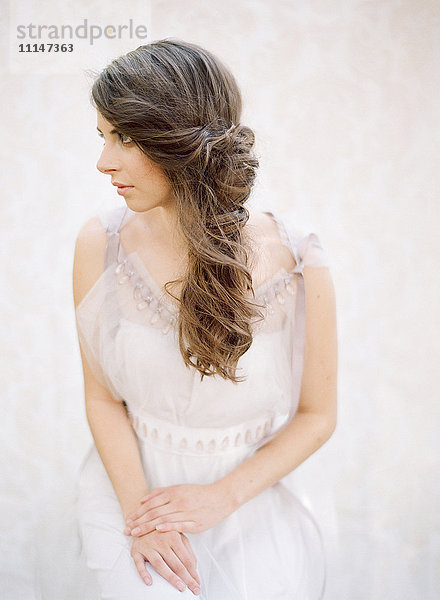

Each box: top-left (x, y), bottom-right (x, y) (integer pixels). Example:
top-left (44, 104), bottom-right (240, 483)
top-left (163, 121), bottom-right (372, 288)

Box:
top-left (74, 205), bottom-right (331, 599)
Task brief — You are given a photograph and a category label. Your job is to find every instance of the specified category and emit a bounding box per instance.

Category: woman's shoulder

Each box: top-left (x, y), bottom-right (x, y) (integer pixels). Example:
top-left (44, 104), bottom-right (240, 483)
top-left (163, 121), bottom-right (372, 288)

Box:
top-left (246, 206), bottom-right (302, 247)
top-left (75, 213), bottom-right (108, 248)
top-left (246, 206), bottom-right (277, 235)
top-left (73, 204), bottom-right (127, 257)
top-left (246, 206), bottom-right (330, 270)
top-left (245, 207), bottom-right (298, 277)
top-left (72, 214), bottom-right (109, 310)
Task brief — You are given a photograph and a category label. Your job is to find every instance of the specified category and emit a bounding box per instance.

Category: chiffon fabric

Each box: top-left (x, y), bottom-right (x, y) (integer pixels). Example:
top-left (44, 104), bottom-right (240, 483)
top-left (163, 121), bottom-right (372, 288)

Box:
top-left (74, 205), bottom-right (331, 599)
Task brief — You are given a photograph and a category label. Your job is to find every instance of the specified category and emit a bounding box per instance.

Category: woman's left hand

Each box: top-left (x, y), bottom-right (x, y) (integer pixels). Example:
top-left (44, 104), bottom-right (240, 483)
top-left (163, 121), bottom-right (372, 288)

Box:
top-left (124, 482), bottom-right (236, 536)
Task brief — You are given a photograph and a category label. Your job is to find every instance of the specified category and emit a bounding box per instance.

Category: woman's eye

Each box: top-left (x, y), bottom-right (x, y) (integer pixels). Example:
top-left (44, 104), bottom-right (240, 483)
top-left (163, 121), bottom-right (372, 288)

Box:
top-left (119, 132), bottom-right (133, 145)
top-left (96, 131), bottom-right (132, 145)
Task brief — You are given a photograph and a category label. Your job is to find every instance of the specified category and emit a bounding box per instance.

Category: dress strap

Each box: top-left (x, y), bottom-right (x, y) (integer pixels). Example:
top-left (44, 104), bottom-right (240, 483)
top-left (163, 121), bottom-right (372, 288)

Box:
top-left (263, 211), bottom-right (303, 270)
top-left (278, 218), bottom-right (306, 425)
top-left (263, 212), bottom-right (307, 428)
top-left (104, 206), bottom-right (129, 269)
top-left (263, 211), bottom-right (293, 250)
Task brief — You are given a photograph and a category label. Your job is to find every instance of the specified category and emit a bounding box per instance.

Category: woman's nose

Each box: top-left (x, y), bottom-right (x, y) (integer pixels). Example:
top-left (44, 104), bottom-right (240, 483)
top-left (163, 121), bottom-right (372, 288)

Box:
top-left (96, 145), bottom-right (120, 174)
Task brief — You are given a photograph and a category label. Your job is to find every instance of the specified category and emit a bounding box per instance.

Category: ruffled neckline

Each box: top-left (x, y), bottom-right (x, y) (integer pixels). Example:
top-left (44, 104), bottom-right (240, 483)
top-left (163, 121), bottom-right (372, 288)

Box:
top-left (116, 209), bottom-right (300, 316)
top-left (76, 209), bottom-right (302, 335)
top-left (124, 245), bottom-right (297, 316)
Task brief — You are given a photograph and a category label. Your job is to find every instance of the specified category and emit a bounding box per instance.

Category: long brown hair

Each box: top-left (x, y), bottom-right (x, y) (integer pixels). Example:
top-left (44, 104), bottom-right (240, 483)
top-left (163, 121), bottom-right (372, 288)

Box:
top-left (90, 38), bottom-right (264, 383)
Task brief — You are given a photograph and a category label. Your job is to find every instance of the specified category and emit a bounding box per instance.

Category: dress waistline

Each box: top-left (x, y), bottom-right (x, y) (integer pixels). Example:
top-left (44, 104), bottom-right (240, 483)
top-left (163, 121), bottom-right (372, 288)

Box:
top-left (127, 409), bottom-right (276, 456)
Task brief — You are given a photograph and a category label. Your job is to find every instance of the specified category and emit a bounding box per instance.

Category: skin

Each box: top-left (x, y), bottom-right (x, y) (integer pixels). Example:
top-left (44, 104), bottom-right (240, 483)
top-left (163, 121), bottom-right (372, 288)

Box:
top-left (96, 112), bottom-right (187, 250)
top-left (74, 111), bottom-right (338, 594)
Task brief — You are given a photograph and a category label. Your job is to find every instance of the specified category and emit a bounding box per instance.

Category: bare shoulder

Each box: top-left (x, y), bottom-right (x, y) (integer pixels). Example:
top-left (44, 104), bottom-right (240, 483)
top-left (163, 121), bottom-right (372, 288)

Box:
top-left (245, 207), bottom-right (297, 273)
top-left (72, 215), bottom-right (108, 309)
top-left (245, 207), bottom-right (279, 241)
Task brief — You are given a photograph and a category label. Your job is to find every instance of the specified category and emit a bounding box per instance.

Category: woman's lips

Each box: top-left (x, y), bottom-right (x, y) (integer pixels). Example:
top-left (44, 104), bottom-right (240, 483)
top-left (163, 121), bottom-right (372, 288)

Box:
top-left (116, 186), bottom-right (134, 196)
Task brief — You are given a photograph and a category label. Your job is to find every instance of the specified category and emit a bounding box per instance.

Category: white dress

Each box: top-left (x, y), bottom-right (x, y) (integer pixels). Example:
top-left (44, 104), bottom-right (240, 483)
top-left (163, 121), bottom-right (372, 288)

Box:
top-left (74, 205), bottom-right (331, 599)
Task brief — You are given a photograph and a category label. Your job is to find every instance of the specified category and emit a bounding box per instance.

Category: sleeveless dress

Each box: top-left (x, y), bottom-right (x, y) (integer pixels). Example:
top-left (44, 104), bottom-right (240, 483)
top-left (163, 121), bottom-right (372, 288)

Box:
top-left (74, 205), bottom-right (331, 600)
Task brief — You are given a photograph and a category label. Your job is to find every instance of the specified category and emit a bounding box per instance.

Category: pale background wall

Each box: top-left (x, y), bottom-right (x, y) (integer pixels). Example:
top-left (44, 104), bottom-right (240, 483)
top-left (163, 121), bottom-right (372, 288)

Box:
top-left (1, 0), bottom-right (439, 598)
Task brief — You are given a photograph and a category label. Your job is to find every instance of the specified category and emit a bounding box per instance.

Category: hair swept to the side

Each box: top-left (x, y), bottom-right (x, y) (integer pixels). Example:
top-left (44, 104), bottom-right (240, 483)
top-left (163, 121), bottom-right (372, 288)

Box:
top-left (90, 37), bottom-right (265, 383)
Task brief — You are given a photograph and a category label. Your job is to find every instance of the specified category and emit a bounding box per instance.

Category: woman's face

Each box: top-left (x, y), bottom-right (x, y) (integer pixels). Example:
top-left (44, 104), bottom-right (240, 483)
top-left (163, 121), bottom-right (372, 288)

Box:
top-left (96, 111), bottom-right (175, 213)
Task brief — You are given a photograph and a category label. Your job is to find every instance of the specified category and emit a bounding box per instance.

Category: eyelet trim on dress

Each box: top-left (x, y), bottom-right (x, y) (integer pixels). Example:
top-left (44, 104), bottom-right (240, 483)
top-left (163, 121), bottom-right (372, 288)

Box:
top-left (256, 272), bottom-right (297, 316)
top-left (113, 251), bottom-right (298, 334)
top-left (114, 255), bottom-right (177, 334)
top-left (127, 410), bottom-right (275, 456)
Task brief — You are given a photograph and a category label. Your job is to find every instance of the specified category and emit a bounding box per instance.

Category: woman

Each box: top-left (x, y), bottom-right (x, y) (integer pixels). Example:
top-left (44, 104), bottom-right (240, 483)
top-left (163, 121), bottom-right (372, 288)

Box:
top-left (73, 38), bottom-right (338, 599)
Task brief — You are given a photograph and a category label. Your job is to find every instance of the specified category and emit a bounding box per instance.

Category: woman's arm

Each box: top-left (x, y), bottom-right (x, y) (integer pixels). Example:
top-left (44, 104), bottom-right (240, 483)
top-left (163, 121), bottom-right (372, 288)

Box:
top-left (125, 264), bottom-right (337, 533)
top-left (84, 397), bottom-right (150, 518)
top-left (73, 216), bottom-right (150, 518)
top-left (218, 264), bottom-right (338, 509)
top-left (73, 217), bottom-right (201, 594)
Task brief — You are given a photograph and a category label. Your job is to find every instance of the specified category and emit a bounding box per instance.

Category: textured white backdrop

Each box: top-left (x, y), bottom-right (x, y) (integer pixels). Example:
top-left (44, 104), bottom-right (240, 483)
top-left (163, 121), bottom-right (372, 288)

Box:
top-left (1, 1), bottom-right (439, 598)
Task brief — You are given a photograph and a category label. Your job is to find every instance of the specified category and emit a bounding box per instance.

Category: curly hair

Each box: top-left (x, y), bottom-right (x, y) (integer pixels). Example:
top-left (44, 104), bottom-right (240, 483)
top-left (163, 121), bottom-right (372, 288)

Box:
top-left (90, 38), bottom-right (265, 383)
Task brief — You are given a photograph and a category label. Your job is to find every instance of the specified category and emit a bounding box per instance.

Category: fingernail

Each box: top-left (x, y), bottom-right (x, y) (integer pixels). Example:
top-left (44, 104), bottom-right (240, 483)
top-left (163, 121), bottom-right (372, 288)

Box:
top-left (192, 586), bottom-right (201, 595)
top-left (123, 527), bottom-right (131, 535)
top-left (126, 518), bottom-right (133, 524)
top-left (177, 581), bottom-right (186, 592)
top-left (131, 527), bottom-right (140, 535)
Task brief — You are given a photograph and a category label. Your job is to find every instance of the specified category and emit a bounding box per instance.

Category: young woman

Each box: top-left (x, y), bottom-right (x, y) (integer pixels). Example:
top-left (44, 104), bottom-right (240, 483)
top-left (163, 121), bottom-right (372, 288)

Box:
top-left (73, 38), bottom-right (338, 599)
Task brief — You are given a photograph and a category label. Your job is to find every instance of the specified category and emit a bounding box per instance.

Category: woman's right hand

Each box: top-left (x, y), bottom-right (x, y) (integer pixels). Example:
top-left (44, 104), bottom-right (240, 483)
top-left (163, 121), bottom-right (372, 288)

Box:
top-left (130, 529), bottom-right (201, 595)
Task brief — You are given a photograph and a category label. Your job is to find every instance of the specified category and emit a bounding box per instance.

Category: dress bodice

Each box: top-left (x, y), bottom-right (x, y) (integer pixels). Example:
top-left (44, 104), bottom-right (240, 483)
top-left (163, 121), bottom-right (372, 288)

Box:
top-left (75, 205), bottom-right (330, 457)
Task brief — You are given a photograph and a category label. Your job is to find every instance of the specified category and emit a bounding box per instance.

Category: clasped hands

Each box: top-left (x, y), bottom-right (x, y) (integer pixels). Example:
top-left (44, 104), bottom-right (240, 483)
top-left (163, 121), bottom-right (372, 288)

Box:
top-left (124, 481), bottom-right (236, 537)
top-left (125, 482), bottom-right (236, 595)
